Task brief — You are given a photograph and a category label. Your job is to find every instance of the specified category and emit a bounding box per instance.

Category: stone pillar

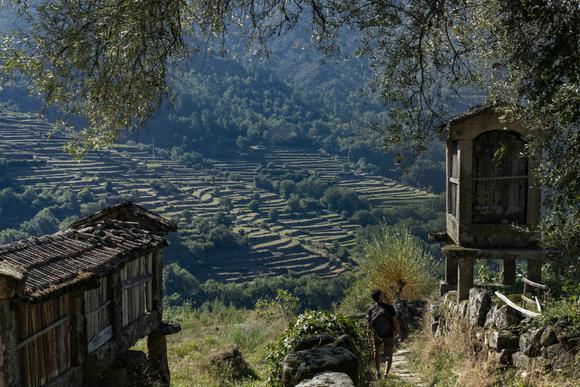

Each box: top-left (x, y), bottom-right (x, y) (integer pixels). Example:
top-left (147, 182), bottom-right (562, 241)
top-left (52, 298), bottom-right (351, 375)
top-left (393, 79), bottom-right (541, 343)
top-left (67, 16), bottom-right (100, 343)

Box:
top-left (441, 256), bottom-right (458, 294)
top-left (501, 258), bottom-right (516, 285)
top-left (148, 333), bottom-right (170, 386)
top-left (446, 257), bottom-right (458, 288)
top-left (527, 260), bottom-right (542, 284)
top-left (457, 257), bottom-right (474, 301)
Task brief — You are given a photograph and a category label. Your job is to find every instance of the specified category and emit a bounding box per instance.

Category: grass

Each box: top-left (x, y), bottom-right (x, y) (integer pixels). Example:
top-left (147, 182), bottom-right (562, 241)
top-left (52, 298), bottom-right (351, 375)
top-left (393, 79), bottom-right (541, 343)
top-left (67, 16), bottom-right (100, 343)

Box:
top-left (134, 301), bottom-right (288, 387)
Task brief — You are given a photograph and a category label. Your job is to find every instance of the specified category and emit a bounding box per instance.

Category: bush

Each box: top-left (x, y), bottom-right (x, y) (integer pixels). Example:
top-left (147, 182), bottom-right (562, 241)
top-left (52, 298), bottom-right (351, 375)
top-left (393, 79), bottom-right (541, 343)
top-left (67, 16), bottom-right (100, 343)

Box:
top-left (287, 195), bottom-right (301, 213)
top-left (299, 197), bottom-right (320, 212)
top-left (295, 176), bottom-right (328, 199)
top-left (21, 208), bottom-right (59, 235)
top-left (321, 187), bottom-right (368, 215)
top-left (77, 187), bottom-right (94, 203)
top-left (268, 208), bottom-right (279, 222)
top-left (533, 300), bottom-right (580, 330)
top-left (256, 289), bottom-right (300, 322)
top-left (254, 174), bottom-right (274, 191)
top-left (163, 263), bottom-right (204, 306)
top-left (342, 226), bottom-right (440, 313)
top-left (265, 311), bottom-right (369, 386)
top-left (351, 209), bottom-right (375, 226)
top-left (278, 179), bottom-right (296, 198)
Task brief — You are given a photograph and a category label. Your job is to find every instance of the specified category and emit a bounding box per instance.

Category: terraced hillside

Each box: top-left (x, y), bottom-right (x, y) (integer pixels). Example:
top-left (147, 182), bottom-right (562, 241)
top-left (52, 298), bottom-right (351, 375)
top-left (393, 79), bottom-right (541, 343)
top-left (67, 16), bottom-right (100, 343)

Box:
top-left (0, 110), bottom-right (436, 282)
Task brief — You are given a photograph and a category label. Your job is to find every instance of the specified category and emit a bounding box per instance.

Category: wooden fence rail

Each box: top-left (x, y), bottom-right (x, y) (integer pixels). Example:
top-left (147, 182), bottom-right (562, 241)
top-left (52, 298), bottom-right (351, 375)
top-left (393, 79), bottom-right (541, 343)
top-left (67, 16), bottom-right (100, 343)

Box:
top-left (494, 276), bottom-right (549, 318)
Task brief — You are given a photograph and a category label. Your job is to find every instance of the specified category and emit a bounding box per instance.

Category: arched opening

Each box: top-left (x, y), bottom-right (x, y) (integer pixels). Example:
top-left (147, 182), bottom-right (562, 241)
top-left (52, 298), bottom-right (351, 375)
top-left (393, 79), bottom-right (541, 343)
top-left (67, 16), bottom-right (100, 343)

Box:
top-left (472, 130), bottom-right (528, 224)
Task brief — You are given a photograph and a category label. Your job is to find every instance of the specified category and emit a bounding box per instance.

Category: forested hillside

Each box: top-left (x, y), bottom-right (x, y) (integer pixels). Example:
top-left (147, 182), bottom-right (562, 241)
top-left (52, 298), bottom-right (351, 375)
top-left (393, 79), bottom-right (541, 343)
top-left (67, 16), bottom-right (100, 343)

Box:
top-left (0, 21), bottom-right (445, 193)
top-left (0, 22), bottom-right (445, 308)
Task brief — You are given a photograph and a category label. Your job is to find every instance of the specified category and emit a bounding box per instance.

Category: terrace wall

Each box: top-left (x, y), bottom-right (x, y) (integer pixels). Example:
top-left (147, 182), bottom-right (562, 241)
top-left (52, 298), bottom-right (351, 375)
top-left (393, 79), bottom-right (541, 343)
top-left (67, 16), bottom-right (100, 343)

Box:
top-left (431, 289), bottom-right (578, 377)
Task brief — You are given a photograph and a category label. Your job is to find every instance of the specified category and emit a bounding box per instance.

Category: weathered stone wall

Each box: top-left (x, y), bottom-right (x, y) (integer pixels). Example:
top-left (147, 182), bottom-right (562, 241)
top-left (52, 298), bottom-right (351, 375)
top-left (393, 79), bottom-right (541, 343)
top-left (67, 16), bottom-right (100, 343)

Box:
top-left (432, 288), bottom-right (579, 378)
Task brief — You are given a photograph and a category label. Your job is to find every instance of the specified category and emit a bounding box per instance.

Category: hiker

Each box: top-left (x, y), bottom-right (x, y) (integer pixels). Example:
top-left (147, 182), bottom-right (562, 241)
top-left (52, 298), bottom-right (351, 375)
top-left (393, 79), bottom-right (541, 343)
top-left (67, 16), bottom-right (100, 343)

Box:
top-left (367, 288), bottom-right (400, 379)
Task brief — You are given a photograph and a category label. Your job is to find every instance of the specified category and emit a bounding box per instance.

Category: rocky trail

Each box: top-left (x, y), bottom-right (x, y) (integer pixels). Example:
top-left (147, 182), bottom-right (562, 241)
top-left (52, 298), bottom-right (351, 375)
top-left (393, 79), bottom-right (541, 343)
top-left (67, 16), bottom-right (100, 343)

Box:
top-left (370, 346), bottom-right (425, 386)
top-left (390, 348), bottom-right (424, 385)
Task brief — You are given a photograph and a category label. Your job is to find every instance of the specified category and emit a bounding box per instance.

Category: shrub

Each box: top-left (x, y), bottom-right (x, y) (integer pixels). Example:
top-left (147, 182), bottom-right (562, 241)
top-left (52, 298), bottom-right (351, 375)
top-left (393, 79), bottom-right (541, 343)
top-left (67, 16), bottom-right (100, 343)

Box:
top-left (299, 197), bottom-right (320, 212)
top-left (278, 179), bottom-right (296, 198)
top-left (286, 195), bottom-right (301, 213)
top-left (207, 346), bottom-right (258, 383)
top-left (343, 226), bottom-right (440, 312)
top-left (351, 209), bottom-right (375, 226)
top-left (321, 187), bottom-right (367, 215)
top-left (21, 208), bottom-right (59, 236)
top-left (533, 300), bottom-right (580, 331)
top-left (268, 208), bottom-right (279, 222)
top-left (163, 263), bottom-right (204, 306)
top-left (256, 289), bottom-right (300, 322)
top-left (77, 187), bottom-right (94, 203)
top-left (254, 174), bottom-right (274, 191)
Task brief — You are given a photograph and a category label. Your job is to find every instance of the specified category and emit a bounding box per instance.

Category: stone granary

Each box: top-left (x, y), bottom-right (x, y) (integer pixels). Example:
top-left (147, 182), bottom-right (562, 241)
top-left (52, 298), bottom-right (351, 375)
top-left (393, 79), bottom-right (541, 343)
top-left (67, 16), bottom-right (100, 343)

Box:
top-left (0, 202), bottom-right (179, 387)
top-left (431, 105), bottom-right (556, 301)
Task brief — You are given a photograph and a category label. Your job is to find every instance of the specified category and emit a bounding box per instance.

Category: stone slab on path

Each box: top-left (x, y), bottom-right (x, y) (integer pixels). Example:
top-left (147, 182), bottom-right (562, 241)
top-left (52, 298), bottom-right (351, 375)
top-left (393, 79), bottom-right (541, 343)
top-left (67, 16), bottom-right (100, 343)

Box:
top-left (383, 348), bottom-right (425, 386)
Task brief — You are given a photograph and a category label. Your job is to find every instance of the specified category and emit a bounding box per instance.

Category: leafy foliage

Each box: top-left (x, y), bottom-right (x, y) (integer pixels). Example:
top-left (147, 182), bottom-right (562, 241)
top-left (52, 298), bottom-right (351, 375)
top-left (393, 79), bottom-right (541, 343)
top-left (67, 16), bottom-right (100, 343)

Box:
top-left (255, 289), bottom-right (300, 322)
top-left (265, 310), bottom-right (369, 386)
top-left (164, 269), bottom-right (355, 311)
top-left (0, 0), bottom-right (187, 156)
top-left (534, 301), bottom-right (580, 332)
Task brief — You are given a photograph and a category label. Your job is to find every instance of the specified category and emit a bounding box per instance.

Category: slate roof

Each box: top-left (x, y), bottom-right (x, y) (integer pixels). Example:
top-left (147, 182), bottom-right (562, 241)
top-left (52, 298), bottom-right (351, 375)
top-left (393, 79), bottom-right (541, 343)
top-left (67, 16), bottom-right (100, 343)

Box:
top-left (70, 201), bottom-right (177, 232)
top-left (0, 204), bottom-right (174, 300)
top-left (436, 104), bottom-right (498, 138)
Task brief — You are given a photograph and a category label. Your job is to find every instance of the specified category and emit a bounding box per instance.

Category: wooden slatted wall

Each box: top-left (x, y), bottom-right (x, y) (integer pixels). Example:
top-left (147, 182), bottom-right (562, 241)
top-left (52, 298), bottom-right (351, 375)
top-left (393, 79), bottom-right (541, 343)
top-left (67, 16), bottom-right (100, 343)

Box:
top-left (85, 277), bottom-right (112, 352)
top-left (121, 253), bottom-right (153, 326)
top-left (472, 131), bottom-right (528, 224)
top-left (17, 294), bottom-right (71, 387)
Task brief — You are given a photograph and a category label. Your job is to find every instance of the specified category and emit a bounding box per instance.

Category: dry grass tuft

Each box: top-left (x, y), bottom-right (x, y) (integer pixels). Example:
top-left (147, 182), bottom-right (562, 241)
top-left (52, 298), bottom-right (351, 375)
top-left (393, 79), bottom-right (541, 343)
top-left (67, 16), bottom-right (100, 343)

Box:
top-left (361, 227), bottom-right (439, 303)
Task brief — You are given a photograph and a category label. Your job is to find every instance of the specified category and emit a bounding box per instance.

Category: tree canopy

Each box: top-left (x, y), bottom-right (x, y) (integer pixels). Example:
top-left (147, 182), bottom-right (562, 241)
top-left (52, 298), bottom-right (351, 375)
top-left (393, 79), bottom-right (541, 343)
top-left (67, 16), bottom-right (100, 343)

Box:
top-left (0, 0), bottom-right (578, 259)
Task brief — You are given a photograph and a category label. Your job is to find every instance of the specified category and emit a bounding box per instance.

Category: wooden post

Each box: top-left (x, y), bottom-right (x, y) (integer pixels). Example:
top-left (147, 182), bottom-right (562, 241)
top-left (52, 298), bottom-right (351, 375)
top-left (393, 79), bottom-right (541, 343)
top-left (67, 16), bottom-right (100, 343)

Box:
top-left (457, 257), bottom-right (474, 301)
top-left (0, 300), bottom-right (20, 387)
top-left (526, 260), bottom-right (542, 286)
top-left (501, 258), bottom-right (516, 285)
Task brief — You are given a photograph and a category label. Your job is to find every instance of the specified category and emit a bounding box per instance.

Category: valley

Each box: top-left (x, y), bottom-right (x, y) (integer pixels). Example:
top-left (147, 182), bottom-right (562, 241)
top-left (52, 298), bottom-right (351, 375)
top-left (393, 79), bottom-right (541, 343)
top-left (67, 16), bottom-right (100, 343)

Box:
top-left (0, 109), bottom-right (436, 283)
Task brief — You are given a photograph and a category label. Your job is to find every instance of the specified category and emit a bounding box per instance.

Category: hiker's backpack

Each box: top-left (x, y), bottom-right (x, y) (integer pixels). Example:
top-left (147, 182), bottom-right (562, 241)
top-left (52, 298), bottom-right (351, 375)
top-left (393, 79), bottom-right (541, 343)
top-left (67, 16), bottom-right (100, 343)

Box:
top-left (369, 304), bottom-right (393, 337)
